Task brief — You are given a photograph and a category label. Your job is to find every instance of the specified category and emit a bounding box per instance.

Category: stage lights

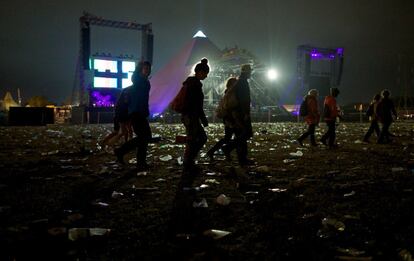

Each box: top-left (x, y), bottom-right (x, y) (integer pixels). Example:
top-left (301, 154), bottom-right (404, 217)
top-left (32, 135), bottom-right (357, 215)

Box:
top-left (267, 68), bottom-right (279, 81)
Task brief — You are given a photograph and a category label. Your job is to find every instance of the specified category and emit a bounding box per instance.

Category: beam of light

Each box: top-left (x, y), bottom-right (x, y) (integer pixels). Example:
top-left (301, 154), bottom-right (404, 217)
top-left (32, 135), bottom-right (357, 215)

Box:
top-left (267, 68), bottom-right (279, 81)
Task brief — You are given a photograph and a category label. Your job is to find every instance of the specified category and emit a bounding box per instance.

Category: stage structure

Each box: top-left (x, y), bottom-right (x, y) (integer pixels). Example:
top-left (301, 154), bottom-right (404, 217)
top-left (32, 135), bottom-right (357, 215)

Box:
top-left (296, 45), bottom-right (344, 97)
top-left (88, 54), bottom-right (137, 107)
top-left (71, 12), bottom-right (153, 108)
top-left (214, 47), bottom-right (279, 108)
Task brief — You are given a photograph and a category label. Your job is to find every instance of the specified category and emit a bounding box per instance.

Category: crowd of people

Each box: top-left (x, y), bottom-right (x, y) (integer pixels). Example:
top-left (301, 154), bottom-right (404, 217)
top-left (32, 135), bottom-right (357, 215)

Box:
top-left (101, 59), bottom-right (398, 171)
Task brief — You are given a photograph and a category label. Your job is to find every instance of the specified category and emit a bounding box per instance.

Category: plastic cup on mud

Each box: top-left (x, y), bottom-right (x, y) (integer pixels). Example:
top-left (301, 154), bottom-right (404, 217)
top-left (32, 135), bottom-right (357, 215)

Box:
top-left (68, 228), bottom-right (89, 241)
top-left (89, 228), bottom-right (111, 236)
top-left (216, 194), bottom-right (231, 206)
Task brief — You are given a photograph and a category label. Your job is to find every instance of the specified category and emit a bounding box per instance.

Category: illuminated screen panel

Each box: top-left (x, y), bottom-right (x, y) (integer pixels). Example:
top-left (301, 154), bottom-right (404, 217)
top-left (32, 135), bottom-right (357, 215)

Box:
top-left (94, 59), bottom-right (118, 73)
top-left (94, 77), bottom-right (118, 88)
top-left (122, 61), bottom-right (136, 88)
top-left (122, 72), bottom-right (134, 88)
top-left (122, 61), bottom-right (135, 73)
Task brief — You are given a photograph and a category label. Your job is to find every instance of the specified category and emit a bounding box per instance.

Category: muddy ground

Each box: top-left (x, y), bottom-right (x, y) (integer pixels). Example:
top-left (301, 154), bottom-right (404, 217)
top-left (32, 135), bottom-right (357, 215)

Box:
top-left (0, 122), bottom-right (413, 260)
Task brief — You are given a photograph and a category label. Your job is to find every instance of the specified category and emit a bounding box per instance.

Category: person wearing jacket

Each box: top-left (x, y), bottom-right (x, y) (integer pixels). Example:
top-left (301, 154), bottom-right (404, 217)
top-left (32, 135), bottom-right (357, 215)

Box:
top-left (226, 64), bottom-right (254, 166)
top-left (363, 93), bottom-right (381, 143)
top-left (181, 58), bottom-right (210, 170)
top-left (101, 86), bottom-right (133, 146)
top-left (206, 77), bottom-right (238, 160)
top-left (320, 88), bottom-right (340, 148)
top-left (377, 89), bottom-right (397, 144)
top-left (297, 89), bottom-right (320, 146)
top-left (114, 61), bottom-right (152, 170)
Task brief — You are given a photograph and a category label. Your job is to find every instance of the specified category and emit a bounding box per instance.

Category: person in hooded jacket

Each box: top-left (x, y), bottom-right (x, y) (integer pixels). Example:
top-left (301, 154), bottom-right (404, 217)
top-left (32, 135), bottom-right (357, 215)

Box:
top-left (297, 89), bottom-right (320, 146)
top-left (320, 88), bottom-right (341, 148)
top-left (114, 61), bottom-right (152, 170)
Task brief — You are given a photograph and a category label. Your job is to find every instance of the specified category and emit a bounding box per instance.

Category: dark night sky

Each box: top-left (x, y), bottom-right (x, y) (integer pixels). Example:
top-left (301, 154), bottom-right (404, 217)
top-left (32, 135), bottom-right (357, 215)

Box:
top-left (1, 0), bottom-right (413, 105)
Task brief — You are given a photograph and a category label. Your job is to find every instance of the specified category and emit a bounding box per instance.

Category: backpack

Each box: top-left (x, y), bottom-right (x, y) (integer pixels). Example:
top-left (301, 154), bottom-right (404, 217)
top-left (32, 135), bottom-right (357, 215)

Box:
top-left (299, 98), bottom-right (308, 116)
top-left (170, 84), bottom-right (188, 113)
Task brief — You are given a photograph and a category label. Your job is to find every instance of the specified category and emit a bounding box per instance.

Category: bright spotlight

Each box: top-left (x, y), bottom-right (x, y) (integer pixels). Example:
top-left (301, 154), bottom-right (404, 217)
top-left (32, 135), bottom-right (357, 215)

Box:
top-left (267, 68), bottom-right (279, 81)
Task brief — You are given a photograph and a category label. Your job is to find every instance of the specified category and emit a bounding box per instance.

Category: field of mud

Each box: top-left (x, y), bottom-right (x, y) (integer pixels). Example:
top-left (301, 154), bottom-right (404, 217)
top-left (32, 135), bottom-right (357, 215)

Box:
top-left (0, 122), bottom-right (413, 260)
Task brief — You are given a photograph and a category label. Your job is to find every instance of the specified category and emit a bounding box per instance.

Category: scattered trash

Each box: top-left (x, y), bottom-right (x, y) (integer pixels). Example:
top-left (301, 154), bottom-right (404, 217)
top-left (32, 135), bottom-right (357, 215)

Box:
top-left (269, 188), bottom-right (287, 193)
top-left (245, 191), bottom-right (259, 195)
top-left (183, 187), bottom-right (201, 192)
top-left (159, 155), bottom-right (173, 161)
top-left (216, 194), bottom-right (231, 206)
top-left (137, 171), bottom-right (148, 176)
top-left (301, 213), bottom-right (315, 219)
top-left (354, 140), bottom-right (362, 144)
top-left (45, 129), bottom-right (64, 137)
top-left (133, 187), bottom-right (159, 192)
top-left (344, 191), bottom-right (356, 197)
top-left (129, 158), bottom-right (137, 164)
top-left (205, 172), bottom-right (216, 176)
top-left (93, 202), bottom-right (109, 207)
top-left (41, 150), bottom-right (59, 156)
top-left (199, 184), bottom-right (209, 189)
top-left (177, 157), bottom-right (183, 165)
top-left (68, 228), bottom-right (89, 241)
top-left (89, 228), bottom-right (111, 236)
top-left (68, 227), bottom-right (111, 241)
top-left (336, 247), bottom-right (366, 257)
top-left (344, 214), bottom-right (360, 220)
top-left (155, 178), bottom-right (166, 182)
top-left (283, 159), bottom-right (296, 164)
top-left (203, 229), bottom-right (231, 240)
top-left (289, 151), bottom-right (303, 157)
top-left (111, 191), bottom-right (124, 198)
top-left (193, 198), bottom-right (208, 208)
top-left (205, 179), bottom-right (220, 185)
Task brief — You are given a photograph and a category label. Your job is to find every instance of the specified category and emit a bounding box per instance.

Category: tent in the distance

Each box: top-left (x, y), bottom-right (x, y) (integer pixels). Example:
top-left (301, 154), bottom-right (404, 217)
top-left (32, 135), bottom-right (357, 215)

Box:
top-left (149, 31), bottom-right (222, 115)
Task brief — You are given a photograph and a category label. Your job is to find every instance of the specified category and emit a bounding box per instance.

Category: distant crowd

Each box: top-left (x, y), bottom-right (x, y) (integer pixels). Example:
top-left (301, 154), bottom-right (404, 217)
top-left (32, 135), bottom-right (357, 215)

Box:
top-left (101, 59), bottom-right (398, 171)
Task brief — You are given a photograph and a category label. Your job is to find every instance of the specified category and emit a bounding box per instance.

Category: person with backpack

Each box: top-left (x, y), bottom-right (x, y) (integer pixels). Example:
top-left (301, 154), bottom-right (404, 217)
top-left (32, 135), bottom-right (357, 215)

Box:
top-left (363, 93), bottom-right (381, 143)
top-left (114, 61), bottom-right (152, 171)
top-left (206, 77), bottom-right (238, 160)
top-left (320, 88), bottom-right (341, 148)
top-left (176, 58), bottom-right (210, 170)
top-left (226, 64), bottom-right (255, 166)
top-left (297, 89), bottom-right (320, 146)
top-left (377, 89), bottom-right (397, 144)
